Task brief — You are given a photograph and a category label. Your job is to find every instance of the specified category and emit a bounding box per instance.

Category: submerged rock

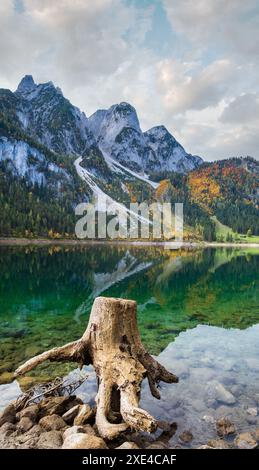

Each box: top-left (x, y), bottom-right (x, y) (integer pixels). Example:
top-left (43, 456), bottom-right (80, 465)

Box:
top-left (179, 430), bottom-right (193, 443)
top-left (234, 432), bottom-right (258, 449)
top-left (207, 439), bottom-right (230, 449)
top-left (216, 417), bottom-right (236, 437)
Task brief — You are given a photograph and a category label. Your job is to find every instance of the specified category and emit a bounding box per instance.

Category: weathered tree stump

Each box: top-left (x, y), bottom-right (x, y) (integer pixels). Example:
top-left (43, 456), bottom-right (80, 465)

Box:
top-left (15, 297), bottom-right (178, 440)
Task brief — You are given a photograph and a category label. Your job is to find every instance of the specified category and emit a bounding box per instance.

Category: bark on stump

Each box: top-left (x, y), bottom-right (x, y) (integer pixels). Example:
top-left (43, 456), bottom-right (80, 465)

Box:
top-left (15, 297), bottom-right (178, 440)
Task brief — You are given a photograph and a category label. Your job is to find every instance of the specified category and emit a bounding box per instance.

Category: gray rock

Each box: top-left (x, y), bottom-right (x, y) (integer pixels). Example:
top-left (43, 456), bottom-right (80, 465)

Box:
top-left (17, 417), bottom-right (34, 433)
top-left (207, 439), bottom-right (230, 449)
top-left (202, 415), bottom-right (215, 424)
top-left (207, 382), bottom-right (236, 405)
top-left (37, 430), bottom-right (63, 449)
top-left (63, 425), bottom-right (96, 439)
top-left (39, 414), bottom-right (66, 431)
top-left (0, 422), bottom-right (16, 436)
top-left (247, 407), bottom-right (257, 416)
top-left (0, 404), bottom-right (16, 426)
top-left (18, 404), bottom-right (39, 422)
top-left (179, 430), bottom-right (193, 443)
top-left (235, 432), bottom-right (258, 449)
top-left (62, 405), bottom-right (80, 424)
top-left (62, 433), bottom-right (108, 449)
top-left (216, 417), bottom-right (236, 437)
top-left (116, 442), bottom-right (140, 449)
top-left (147, 441), bottom-right (169, 449)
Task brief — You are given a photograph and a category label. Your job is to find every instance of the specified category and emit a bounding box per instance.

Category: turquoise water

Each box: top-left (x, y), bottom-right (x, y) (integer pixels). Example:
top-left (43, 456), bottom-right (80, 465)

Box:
top-left (0, 245), bottom-right (258, 392)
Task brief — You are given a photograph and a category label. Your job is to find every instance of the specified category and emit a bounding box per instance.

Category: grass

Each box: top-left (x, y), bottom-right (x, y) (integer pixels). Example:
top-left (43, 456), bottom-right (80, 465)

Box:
top-left (211, 216), bottom-right (259, 243)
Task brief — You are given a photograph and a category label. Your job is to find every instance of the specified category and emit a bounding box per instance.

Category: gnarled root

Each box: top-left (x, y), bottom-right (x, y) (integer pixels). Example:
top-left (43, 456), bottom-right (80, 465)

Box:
top-left (15, 297), bottom-right (178, 440)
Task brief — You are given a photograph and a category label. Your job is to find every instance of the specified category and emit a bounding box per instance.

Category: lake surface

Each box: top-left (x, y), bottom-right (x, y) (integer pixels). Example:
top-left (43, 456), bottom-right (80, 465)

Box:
top-left (0, 245), bottom-right (258, 445)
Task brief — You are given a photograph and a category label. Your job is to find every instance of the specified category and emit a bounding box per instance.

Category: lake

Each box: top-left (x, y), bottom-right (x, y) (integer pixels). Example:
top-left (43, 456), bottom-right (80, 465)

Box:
top-left (0, 245), bottom-right (258, 446)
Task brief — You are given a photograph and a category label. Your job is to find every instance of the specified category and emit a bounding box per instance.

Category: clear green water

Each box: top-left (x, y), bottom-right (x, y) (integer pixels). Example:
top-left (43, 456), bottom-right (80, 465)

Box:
top-left (0, 245), bottom-right (258, 388)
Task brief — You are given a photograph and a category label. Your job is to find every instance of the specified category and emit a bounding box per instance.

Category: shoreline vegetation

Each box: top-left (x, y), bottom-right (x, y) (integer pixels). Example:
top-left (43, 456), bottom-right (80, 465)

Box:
top-left (0, 237), bottom-right (259, 248)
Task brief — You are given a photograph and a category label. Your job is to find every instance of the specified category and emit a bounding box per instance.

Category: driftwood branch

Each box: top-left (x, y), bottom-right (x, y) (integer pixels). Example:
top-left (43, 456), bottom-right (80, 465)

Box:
top-left (15, 297), bottom-right (178, 440)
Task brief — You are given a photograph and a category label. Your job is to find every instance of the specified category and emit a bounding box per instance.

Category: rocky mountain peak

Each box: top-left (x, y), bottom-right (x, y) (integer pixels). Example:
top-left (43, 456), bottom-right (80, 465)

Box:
top-left (16, 75), bottom-right (36, 93)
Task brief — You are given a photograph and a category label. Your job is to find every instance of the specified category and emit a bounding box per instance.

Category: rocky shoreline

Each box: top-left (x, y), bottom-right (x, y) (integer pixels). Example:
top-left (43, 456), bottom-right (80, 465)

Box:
top-left (0, 394), bottom-right (258, 450)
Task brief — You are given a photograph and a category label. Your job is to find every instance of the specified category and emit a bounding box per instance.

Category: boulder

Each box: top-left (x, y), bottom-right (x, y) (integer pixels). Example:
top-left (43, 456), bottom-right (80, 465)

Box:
top-left (0, 404), bottom-right (16, 426)
top-left (216, 417), bottom-right (236, 437)
top-left (62, 405), bottom-right (80, 424)
top-left (63, 425), bottom-right (96, 440)
top-left (198, 445), bottom-right (214, 449)
top-left (26, 424), bottom-right (43, 437)
top-left (247, 408), bottom-right (257, 417)
top-left (37, 430), bottom-right (63, 449)
top-left (18, 404), bottom-right (39, 422)
top-left (147, 441), bottom-right (169, 449)
top-left (214, 383), bottom-right (236, 405)
top-left (207, 439), bottom-right (230, 449)
top-left (62, 433), bottom-right (108, 449)
top-left (0, 422), bottom-right (16, 436)
top-left (39, 396), bottom-right (81, 417)
top-left (74, 404), bottom-right (95, 426)
top-left (235, 432), bottom-right (258, 449)
top-left (253, 428), bottom-right (259, 442)
top-left (17, 417), bottom-right (34, 433)
top-left (39, 414), bottom-right (66, 431)
top-left (116, 442), bottom-right (140, 449)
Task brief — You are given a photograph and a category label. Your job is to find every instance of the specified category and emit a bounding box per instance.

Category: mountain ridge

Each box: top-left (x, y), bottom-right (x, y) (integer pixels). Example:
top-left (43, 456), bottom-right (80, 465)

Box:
top-left (0, 75), bottom-right (258, 240)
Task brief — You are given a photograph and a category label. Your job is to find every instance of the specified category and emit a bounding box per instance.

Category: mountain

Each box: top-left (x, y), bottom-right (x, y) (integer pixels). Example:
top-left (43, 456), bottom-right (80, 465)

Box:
top-left (89, 102), bottom-right (202, 173)
top-left (144, 125), bottom-right (202, 173)
top-left (0, 75), bottom-right (258, 240)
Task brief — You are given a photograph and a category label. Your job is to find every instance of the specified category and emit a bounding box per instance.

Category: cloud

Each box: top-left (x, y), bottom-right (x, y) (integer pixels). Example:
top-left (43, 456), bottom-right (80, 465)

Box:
top-left (162, 0), bottom-right (259, 62)
top-left (220, 93), bottom-right (259, 124)
top-left (0, 0), bottom-right (258, 160)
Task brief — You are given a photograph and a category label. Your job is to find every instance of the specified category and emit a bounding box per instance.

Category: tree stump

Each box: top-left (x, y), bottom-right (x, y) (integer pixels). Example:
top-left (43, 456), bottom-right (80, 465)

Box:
top-left (15, 297), bottom-right (178, 440)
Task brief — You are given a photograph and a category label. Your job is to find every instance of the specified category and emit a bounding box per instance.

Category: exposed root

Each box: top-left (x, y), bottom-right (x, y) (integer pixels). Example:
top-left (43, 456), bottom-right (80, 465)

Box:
top-left (14, 297), bottom-right (178, 439)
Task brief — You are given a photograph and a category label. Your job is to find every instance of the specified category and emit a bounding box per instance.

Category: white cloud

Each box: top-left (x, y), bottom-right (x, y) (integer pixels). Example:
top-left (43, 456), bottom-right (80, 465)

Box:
top-left (0, 0), bottom-right (258, 160)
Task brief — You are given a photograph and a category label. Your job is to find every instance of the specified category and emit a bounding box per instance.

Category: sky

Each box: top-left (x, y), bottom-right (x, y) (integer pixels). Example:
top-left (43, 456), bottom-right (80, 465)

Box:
top-left (0, 0), bottom-right (259, 161)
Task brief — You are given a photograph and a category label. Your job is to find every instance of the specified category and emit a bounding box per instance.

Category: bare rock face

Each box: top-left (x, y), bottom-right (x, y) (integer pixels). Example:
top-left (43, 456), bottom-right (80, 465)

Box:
top-left (216, 417), bottom-right (236, 437)
top-left (39, 414), bottom-right (66, 431)
top-left (74, 404), bottom-right (95, 426)
top-left (116, 441), bottom-right (140, 449)
top-left (62, 433), bottom-right (108, 449)
top-left (234, 432), bottom-right (258, 449)
top-left (0, 404), bottom-right (16, 426)
top-left (63, 425), bottom-right (96, 440)
top-left (37, 430), bottom-right (63, 449)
